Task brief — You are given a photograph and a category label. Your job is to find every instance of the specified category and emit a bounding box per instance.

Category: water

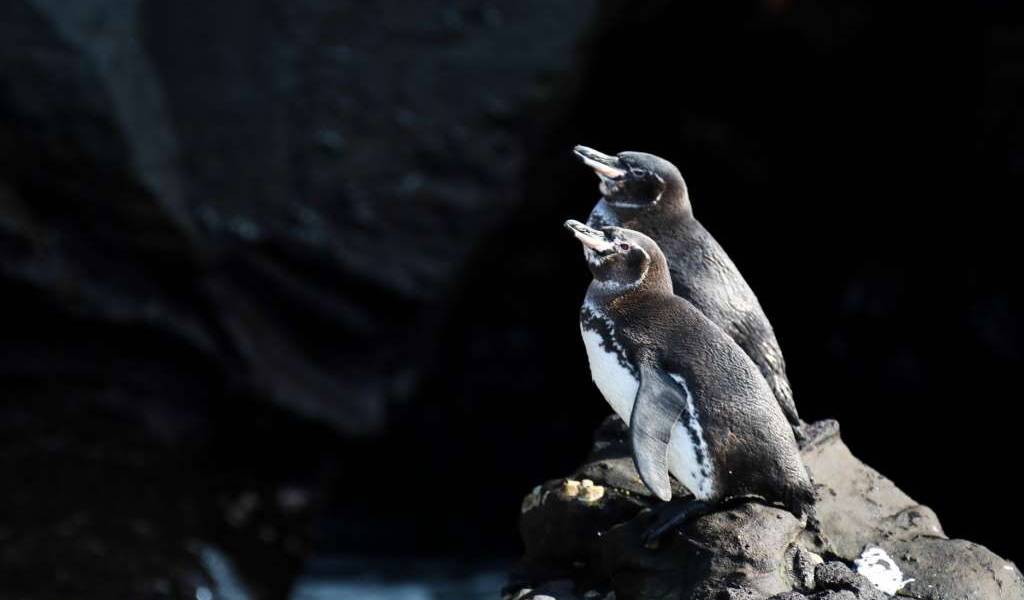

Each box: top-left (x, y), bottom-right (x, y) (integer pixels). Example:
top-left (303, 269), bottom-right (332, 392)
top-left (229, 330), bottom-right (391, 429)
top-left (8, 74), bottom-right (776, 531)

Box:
top-left (289, 556), bottom-right (510, 600)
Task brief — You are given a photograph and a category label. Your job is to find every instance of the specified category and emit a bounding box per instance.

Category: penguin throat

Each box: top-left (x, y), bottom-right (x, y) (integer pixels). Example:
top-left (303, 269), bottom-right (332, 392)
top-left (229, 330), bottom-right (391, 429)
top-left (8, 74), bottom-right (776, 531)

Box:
top-left (580, 303), bottom-right (636, 377)
top-left (605, 182), bottom-right (691, 212)
top-left (610, 190), bottom-right (692, 227)
top-left (604, 192), bottom-right (659, 210)
top-left (589, 257), bottom-right (649, 294)
top-left (593, 270), bottom-right (646, 294)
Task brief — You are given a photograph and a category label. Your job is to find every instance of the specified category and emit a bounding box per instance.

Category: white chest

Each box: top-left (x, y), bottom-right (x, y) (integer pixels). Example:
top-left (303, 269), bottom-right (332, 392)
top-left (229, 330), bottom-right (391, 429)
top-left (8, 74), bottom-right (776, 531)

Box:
top-left (581, 326), bottom-right (639, 423)
top-left (580, 321), bottom-right (716, 500)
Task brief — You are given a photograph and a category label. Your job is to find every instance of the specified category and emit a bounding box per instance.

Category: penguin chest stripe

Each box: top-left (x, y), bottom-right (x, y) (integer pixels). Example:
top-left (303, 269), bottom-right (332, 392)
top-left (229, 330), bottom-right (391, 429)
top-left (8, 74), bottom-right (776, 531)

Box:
top-left (666, 373), bottom-right (716, 499)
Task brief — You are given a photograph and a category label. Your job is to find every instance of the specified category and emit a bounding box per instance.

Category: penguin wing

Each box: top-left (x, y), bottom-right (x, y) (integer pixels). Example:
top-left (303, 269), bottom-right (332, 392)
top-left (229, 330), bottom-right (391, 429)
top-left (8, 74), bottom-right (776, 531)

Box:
top-left (630, 362), bottom-right (687, 501)
top-left (733, 315), bottom-right (801, 430)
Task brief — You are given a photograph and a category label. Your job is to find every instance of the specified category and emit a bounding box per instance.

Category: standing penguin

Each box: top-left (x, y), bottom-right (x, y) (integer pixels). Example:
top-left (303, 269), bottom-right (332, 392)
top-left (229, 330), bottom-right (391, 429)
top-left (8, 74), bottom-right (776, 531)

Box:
top-left (565, 220), bottom-right (813, 540)
top-left (574, 145), bottom-right (804, 441)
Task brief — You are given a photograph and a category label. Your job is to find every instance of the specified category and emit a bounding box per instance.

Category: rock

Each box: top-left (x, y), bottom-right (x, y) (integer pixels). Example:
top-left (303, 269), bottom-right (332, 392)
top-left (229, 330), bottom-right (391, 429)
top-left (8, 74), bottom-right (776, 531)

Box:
top-left (715, 589), bottom-right (765, 599)
top-left (2, 0), bottom-right (601, 438)
top-left (0, 393), bottom-right (213, 599)
top-left (791, 546), bottom-right (824, 592)
top-left (881, 537), bottom-right (1024, 600)
top-left (799, 423), bottom-right (944, 558)
top-left (513, 418), bottom-right (1024, 600)
top-left (503, 579), bottom-right (612, 600)
top-left (812, 593), bottom-right (857, 600)
top-left (812, 563), bottom-right (887, 600)
top-left (1, 0), bottom-right (601, 595)
top-left (0, 384), bottom-right (323, 600)
top-left (597, 503), bottom-right (804, 600)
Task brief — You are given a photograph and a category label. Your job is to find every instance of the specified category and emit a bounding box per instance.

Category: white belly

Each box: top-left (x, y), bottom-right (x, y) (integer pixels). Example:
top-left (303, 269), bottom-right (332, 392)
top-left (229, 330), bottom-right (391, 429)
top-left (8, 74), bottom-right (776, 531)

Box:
top-left (581, 325), bottom-right (715, 500)
top-left (581, 326), bottom-right (638, 422)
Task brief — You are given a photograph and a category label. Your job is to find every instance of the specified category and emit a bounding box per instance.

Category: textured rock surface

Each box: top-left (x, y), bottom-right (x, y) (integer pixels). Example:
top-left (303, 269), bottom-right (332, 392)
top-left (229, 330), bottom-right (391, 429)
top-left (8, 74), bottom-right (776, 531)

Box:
top-left (0, 0), bottom-right (597, 597)
top-left (508, 417), bottom-right (1024, 600)
top-left (799, 424), bottom-right (945, 559)
top-left (1, 0), bottom-right (597, 436)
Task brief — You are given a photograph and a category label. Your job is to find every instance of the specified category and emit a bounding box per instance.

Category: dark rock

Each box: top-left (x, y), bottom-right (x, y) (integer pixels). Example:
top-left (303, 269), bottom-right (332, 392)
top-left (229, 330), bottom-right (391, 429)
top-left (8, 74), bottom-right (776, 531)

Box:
top-left (813, 563), bottom-right (886, 600)
top-left (813, 593), bottom-right (857, 600)
top-left (714, 588), bottom-right (764, 599)
top-left (514, 419), bottom-right (1024, 600)
top-left (0, 390), bottom-right (211, 600)
top-left (1, 0), bottom-right (600, 594)
top-left (791, 546), bottom-right (823, 592)
top-left (0, 381), bottom-right (324, 600)
top-left (503, 579), bottom-right (611, 600)
top-left (882, 537), bottom-right (1024, 600)
top-left (604, 503), bottom-right (804, 599)
top-left (593, 503), bottom-right (803, 600)
top-left (3, 0), bottom-right (599, 433)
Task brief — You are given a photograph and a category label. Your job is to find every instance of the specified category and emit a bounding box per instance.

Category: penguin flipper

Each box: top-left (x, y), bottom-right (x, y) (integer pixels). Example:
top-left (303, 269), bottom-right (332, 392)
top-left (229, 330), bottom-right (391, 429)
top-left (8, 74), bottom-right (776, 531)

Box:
top-left (630, 362), bottom-right (687, 502)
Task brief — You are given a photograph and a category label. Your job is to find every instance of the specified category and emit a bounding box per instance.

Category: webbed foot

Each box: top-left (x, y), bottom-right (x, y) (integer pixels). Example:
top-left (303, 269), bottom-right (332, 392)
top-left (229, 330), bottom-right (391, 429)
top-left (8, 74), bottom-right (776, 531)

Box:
top-left (642, 498), bottom-right (713, 547)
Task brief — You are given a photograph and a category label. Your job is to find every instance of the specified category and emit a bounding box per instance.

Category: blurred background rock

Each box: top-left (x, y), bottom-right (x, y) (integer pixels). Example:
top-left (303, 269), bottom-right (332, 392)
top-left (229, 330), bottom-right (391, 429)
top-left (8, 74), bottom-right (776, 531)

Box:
top-left (1, 0), bottom-right (1021, 598)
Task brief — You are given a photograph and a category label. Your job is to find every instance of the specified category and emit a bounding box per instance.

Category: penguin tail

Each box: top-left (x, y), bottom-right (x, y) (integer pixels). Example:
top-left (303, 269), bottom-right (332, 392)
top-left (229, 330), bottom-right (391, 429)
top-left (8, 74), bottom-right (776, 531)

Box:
top-left (783, 479), bottom-right (817, 521)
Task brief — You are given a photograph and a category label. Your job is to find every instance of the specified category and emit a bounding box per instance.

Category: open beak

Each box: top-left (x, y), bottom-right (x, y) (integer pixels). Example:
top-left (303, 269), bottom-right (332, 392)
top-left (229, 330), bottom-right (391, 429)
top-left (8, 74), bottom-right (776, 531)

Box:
top-left (574, 145), bottom-right (627, 179)
top-left (564, 219), bottom-right (614, 253)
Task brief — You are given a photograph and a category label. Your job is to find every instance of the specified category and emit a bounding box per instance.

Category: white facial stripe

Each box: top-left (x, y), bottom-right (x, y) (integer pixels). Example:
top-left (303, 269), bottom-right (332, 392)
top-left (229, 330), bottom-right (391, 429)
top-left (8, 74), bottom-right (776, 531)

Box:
top-left (635, 246), bottom-right (650, 284)
top-left (586, 242), bottom-right (650, 290)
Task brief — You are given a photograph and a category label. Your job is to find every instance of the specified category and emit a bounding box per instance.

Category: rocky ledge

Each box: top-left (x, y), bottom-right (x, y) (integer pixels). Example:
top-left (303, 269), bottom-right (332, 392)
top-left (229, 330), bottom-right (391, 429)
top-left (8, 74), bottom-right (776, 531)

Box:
top-left (505, 418), bottom-right (1023, 600)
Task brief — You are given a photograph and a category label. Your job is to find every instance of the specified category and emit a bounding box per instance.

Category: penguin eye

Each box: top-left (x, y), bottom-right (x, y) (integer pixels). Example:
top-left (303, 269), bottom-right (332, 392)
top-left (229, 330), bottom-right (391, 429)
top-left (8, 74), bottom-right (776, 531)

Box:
top-left (629, 167), bottom-right (648, 177)
top-left (617, 242), bottom-right (631, 252)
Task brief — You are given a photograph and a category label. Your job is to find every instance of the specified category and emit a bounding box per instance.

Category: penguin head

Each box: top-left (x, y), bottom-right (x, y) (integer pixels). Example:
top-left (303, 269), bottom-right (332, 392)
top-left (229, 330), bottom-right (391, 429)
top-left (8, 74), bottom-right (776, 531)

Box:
top-left (574, 146), bottom-right (687, 212)
top-left (564, 220), bottom-right (670, 291)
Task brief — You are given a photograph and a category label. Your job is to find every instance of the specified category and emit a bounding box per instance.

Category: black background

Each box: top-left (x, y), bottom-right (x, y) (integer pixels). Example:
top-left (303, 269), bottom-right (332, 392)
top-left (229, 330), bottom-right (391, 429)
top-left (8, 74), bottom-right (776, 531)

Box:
top-left (410, 0), bottom-right (1024, 561)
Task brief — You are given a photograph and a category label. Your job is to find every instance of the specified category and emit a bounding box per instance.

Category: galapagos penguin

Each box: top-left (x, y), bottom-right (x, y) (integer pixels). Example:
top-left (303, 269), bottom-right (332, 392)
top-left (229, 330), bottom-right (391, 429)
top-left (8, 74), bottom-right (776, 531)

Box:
top-left (565, 220), bottom-right (814, 540)
top-left (574, 145), bottom-right (805, 441)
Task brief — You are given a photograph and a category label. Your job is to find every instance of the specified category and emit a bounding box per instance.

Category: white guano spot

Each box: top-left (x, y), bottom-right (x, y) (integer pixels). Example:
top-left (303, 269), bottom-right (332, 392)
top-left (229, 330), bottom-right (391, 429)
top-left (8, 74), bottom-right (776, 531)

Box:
top-left (855, 546), bottom-right (914, 595)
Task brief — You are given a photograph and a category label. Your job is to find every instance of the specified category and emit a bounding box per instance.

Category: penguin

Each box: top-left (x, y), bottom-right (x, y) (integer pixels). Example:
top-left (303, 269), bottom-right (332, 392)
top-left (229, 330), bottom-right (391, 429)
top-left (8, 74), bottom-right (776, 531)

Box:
top-left (574, 145), bottom-right (805, 442)
top-left (565, 219), bottom-right (814, 541)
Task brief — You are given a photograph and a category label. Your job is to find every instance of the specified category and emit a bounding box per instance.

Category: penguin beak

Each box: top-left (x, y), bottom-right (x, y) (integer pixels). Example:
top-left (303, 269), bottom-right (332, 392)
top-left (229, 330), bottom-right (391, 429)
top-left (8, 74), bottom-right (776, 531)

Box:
top-left (574, 145), bottom-right (627, 180)
top-left (564, 219), bottom-right (614, 253)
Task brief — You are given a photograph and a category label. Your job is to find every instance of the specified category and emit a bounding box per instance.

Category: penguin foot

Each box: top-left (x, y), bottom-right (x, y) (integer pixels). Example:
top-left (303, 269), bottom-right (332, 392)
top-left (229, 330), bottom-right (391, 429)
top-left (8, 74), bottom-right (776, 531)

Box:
top-left (642, 499), bottom-right (713, 547)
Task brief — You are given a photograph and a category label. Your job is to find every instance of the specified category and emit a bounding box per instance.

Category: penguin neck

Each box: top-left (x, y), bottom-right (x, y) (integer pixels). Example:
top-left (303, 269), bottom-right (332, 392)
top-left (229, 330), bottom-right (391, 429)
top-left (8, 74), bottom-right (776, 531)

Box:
top-left (586, 262), bottom-right (673, 311)
top-left (654, 186), bottom-right (692, 219)
top-left (609, 188), bottom-right (693, 228)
